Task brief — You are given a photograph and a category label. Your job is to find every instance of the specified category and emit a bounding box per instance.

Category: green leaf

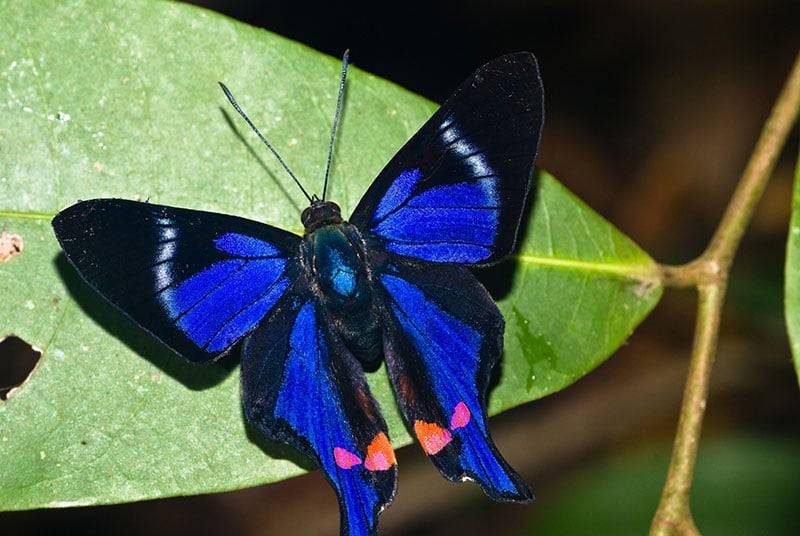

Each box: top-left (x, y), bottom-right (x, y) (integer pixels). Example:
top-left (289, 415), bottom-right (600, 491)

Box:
top-left (786, 142), bottom-right (800, 386)
top-left (0, 0), bottom-right (662, 509)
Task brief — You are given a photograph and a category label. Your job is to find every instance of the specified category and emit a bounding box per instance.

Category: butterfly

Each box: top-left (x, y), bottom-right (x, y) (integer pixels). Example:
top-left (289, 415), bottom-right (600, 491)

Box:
top-left (52, 51), bottom-right (544, 536)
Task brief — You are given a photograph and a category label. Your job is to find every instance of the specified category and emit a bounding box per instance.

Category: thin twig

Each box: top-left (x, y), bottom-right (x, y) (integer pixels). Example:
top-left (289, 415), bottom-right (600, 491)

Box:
top-left (659, 259), bottom-right (720, 288)
top-left (650, 285), bottom-right (723, 536)
top-left (650, 51), bottom-right (800, 535)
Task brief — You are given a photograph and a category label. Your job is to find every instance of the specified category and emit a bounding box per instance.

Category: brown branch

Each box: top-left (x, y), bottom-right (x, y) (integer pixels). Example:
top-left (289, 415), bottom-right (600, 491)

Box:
top-left (650, 285), bottom-right (723, 536)
top-left (650, 50), bottom-right (800, 535)
top-left (659, 259), bottom-right (720, 289)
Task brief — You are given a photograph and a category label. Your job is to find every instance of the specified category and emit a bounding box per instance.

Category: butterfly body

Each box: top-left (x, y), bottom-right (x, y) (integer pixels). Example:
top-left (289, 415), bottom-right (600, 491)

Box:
top-left (301, 205), bottom-right (384, 369)
top-left (53, 52), bottom-right (544, 536)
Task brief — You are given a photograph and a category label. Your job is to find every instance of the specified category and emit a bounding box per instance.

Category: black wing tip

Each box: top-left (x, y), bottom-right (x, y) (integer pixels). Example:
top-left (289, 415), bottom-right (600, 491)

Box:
top-left (468, 471), bottom-right (534, 504)
top-left (486, 51), bottom-right (544, 96)
top-left (431, 444), bottom-right (534, 505)
top-left (51, 208), bottom-right (68, 232)
top-left (51, 199), bottom-right (89, 234)
top-left (502, 482), bottom-right (535, 504)
top-left (482, 51), bottom-right (539, 71)
top-left (502, 50), bottom-right (537, 62)
top-left (51, 198), bottom-right (124, 231)
top-left (470, 52), bottom-right (543, 115)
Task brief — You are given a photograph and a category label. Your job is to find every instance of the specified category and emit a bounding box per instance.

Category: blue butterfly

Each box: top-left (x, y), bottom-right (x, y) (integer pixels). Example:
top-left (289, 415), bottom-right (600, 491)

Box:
top-left (52, 51), bottom-right (544, 536)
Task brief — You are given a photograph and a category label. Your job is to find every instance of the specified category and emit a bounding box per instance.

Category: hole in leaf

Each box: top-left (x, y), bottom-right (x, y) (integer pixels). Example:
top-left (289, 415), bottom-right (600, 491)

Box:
top-left (0, 335), bottom-right (41, 400)
top-left (0, 231), bottom-right (24, 262)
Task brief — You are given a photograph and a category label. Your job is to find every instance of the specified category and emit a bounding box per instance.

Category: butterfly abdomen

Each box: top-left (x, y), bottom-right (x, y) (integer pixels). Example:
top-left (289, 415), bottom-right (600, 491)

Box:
top-left (303, 221), bottom-right (384, 371)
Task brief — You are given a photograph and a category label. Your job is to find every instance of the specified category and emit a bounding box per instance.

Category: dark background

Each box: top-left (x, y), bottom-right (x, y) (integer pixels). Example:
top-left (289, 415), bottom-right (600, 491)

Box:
top-left (4, 1), bottom-right (800, 534)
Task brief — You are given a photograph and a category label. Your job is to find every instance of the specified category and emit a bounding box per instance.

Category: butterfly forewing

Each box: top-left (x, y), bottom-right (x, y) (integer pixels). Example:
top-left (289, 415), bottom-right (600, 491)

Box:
top-left (348, 52), bottom-right (542, 502)
top-left (53, 199), bottom-right (301, 363)
top-left (350, 52), bottom-right (544, 266)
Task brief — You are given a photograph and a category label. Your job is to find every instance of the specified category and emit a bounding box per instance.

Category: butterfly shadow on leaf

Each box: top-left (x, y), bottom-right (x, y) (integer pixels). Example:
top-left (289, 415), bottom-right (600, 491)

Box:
top-left (218, 108), bottom-right (303, 216)
top-left (54, 252), bottom-right (237, 390)
top-left (241, 408), bottom-right (317, 472)
top-left (474, 167), bottom-right (543, 392)
top-left (55, 250), bottom-right (315, 469)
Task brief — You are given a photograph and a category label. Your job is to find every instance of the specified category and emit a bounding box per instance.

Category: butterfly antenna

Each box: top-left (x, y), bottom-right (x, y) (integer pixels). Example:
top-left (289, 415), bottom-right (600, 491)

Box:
top-left (218, 82), bottom-right (313, 203)
top-left (321, 49), bottom-right (350, 201)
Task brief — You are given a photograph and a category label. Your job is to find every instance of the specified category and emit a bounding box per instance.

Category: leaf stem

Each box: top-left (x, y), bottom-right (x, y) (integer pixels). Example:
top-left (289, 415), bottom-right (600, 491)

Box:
top-left (651, 51), bottom-right (800, 535)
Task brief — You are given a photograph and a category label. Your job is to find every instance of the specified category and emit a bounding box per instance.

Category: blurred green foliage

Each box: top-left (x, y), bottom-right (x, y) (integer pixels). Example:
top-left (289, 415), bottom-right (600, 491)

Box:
top-left (528, 435), bottom-right (800, 535)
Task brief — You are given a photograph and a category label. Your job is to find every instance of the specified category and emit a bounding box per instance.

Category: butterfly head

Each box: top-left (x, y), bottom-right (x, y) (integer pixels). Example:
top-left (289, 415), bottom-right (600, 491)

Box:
top-left (302, 199), bottom-right (343, 234)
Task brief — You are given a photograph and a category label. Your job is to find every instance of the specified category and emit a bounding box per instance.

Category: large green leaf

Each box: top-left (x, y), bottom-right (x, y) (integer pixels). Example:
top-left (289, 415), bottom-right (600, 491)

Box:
top-left (0, 0), bottom-right (662, 509)
top-left (786, 143), bottom-right (800, 386)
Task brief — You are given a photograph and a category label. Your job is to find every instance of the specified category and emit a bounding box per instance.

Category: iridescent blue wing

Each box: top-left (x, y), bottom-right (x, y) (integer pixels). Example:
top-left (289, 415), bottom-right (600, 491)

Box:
top-left (376, 259), bottom-right (532, 502)
top-left (349, 52), bottom-right (544, 266)
top-left (52, 199), bottom-right (300, 363)
top-left (241, 284), bottom-right (397, 536)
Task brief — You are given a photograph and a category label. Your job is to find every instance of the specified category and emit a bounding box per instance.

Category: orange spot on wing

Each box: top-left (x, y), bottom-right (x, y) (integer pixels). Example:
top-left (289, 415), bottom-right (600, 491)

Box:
top-left (414, 420), bottom-right (453, 455)
top-left (333, 447), bottom-right (362, 469)
top-left (364, 432), bottom-right (396, 471)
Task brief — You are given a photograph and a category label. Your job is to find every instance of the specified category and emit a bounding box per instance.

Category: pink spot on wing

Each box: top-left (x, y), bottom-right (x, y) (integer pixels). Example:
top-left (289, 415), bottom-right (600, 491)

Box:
top-left (364, 432), bottom-right (396, 471)
top-left (333, 447), bottom-right (362, 469)
top-left (365, 451), bottom-right (389, 471)
top-left (450, 401), bottom-right (471, 430)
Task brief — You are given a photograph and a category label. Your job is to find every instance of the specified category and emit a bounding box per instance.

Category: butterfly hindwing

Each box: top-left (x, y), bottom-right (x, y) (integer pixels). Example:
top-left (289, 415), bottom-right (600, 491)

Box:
top-left (350, 52), bottom-right (544, 266)
top-left (241, 285), bottom-right (397, 536)
top-left (376, 258), bottom-right (531, 502)
top-left (52, 199), bottom-right (301, 363)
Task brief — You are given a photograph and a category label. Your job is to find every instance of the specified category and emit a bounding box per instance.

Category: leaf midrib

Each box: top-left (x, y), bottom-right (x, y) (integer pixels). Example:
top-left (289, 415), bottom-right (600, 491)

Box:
top-left (0, 210), bottom-right (56, 221)
top-left (2, 209), bottom-right (659, 280)
top-left (515, 254), bottom-right (657, 279)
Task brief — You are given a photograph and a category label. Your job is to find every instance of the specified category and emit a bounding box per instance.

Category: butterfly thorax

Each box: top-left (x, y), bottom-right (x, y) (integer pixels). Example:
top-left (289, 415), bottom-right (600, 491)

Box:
top-left (305, 224), bottom-right (368, 304)
top-left (301, 205), bottom-right (384, 370)
top-left (301, 200), bottom-right (368, 305)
